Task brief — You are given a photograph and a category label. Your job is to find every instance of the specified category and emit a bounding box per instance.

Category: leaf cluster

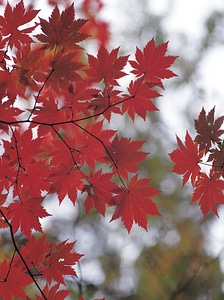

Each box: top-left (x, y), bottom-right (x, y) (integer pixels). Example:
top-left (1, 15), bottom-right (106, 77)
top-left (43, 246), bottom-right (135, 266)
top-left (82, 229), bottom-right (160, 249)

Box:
top-left (0, 0), bottom-right (177, 298)
top-left (170, 107), bottom-right (224, 217)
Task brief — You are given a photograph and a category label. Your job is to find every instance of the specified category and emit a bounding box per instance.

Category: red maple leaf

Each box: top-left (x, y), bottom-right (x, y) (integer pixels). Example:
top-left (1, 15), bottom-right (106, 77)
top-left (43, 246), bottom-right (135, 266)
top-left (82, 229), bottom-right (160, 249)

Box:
top-left (42, 240), bottom-right (83, 285)
top-left (4, 194), bottom-right (51, 238)
top-left (0, 153), bottom-right (17, 193)
top-left (111, 174), bottom-right (160, 232)
top-left (12, 43), bottom-right (49, 87)
top-left (87, 87), bottom-right (122, 121)
top-left (35, 3), bottom-right (87, 50)
top-left (208, 146), bottom-right (224, 177)
top-left (33, 94), bottom-right (72, 123)
top-left (86, 45), bottom-right (129, 86)
top-left (194, 106), bottom-right (224, 152)
top-left (36, 283), bottom-right (70, 300)
top-left (107, 136), bottom-right (148, 178)
top-left (169, 131), bottom-right (203, 185)
top-left (0, 0), bottom-right (39, 48)
top-left (82, 170), bottom-right (117, 215)
top-left (129, 38), bottom-right (177, 87)
top-left (0, 259), bottom-right (32, 300)
top-left (19, 235), bottom-right (53, 271)
top-left (74, 120), bottom-right (116, 168)
top-left (191, 171), bottom-right (224, 217)
top-left (122, 78), bottom-right (160, 120)
top-left (49, 164), bottom-right (84, 204)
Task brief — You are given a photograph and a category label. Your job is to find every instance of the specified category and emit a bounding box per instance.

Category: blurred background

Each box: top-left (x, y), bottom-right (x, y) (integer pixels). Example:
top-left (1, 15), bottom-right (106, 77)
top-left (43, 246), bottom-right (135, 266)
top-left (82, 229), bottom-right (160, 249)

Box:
top-left (1, 0), bottom-right (224, 299)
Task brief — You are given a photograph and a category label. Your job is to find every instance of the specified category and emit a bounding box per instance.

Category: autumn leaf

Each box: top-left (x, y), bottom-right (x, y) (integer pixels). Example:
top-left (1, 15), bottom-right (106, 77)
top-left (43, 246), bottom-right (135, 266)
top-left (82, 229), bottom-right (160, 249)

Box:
top-left (35, 3), bottom-right (87, 50)
top-left (107, 136), bottom-right (148, 178)
top-left (129, 38), bottom-right (177, 87)
top-left (194, 106), bottom-right (224, 152)
top-left (42, 240), bottom-right (83, 284)
top-left (111, 174), bottom-right (160, 232)
top-left (86, 45), bottom-right (129, 86)
top-left (49, 164), bottom-right (84, 204)
top-left (4, 195), bottom-right (51, 238)
top-left (122, 78), bottom-right (160, 121)
top-left (208, 147), bottom-right (224, 177)
top-left (0, 1), bottom-right (179, 297)
top-left (74, 120), bottom-right (116, 168)
top-left (0, 0), bottom-right (39, 48)
top-left (18, 235), bottom-right (53, 273)
top-left (82, 170), bottom-right (117, 215)
top-left (169, 131), bottom-right (203, 185)
top-left (87, 87), bottom-right (122, 121)
top-left (0, 153), bottom-right (17, 193)
top-left (36, 283), bottom-right (70, 300)
top-left (0, 259), bottom-right (32, 300)
top-left (33, 94), bottom-right (72, 123)
top-left (13, 43), bottom-right (49, 86)
top-left (191, 171), bottom-right (224, 217)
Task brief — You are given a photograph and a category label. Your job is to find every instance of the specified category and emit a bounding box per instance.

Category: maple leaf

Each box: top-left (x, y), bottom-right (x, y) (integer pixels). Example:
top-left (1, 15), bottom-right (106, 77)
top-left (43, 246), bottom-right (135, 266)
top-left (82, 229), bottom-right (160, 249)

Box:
top-left (35, 3), bottom-right (88, 50)
top-left (36, 283), bottom-right (70, 300)
top-left (42, 240), bottom-right (83, 284)
top-left (0, 0), bottom-right (39, 48)
top-left (208, 147), bottom-right (224, 177)
top-left (19, 235), bottom-right (53, 271)
top-left (0, 194), bottom-right (8, 229)
top-left (74, 120), bottom-right (116, 168)
top-left (169, 131), bottom-right (203, 185)
top-left (0, 154), bottom-right (17, 193)
top-left (111, 174), bottom-right (160, 232)
top-left (129, 38), bottom-right (177, 87)
top-left (48, 164), bottom-right (84, 203)
top-left (191, 171), bottom-right (224, 217)
top-left (86, 45), bottom-right (129, 86)
top-left (12, 44), bottom-right (49, 87)
top-left (0, 67), bottom-right (31, 99)
top-left (47, 52), bottom-right (83, 91)
top-left (82, 170), bottom-right (117, 215)
top-left (17, 162), bottom-right (50, 197)
top-left (107, 136), bottom-right (148, 178)
top-left (0, 259), bottom-right (32, 300)
top-left (33, 94), bottom-right (72, 123)
top-left (0, 100), bottom-right (22, 123)
top-left (122, 78), bottom-right (160, 121)
top-left (4, 195), bottom-right (51, 238)
top-left (87, 87), bottom-right (122, 121)
top-left (194, 106), bottom-right (224, 152)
